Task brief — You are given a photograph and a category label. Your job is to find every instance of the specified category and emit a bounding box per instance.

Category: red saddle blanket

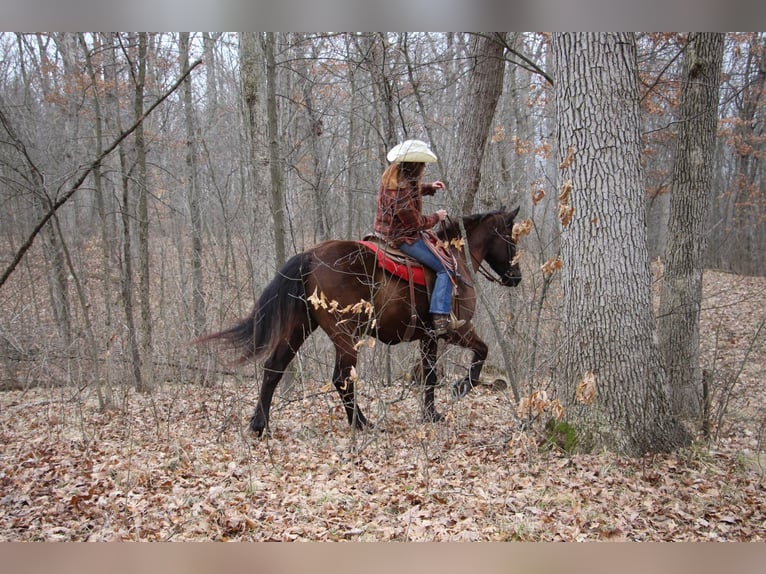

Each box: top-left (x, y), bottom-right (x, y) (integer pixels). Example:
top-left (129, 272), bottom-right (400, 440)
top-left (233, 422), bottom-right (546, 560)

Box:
top-left (357, 241), bottom-right (428, 286)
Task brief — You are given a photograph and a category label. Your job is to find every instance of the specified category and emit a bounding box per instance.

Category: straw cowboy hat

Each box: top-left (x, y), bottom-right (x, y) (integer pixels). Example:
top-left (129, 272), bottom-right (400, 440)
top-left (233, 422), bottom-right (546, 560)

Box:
top-left (387, 139), bottom-right (438, 163)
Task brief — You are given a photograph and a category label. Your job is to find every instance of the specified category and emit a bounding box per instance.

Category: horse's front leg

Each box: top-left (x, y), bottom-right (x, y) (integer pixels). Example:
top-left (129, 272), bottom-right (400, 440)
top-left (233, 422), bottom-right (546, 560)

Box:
top-left (332, 342), bottom-right (370, 429)
top-left (449, 327), bottom-right (489, 399)
top-left (420, 336), bottom-right (444, 422)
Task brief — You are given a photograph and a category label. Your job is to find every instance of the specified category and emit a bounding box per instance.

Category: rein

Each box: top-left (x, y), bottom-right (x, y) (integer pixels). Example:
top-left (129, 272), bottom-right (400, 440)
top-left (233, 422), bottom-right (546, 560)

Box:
top-left (476, 261), bottom-right (504, 284)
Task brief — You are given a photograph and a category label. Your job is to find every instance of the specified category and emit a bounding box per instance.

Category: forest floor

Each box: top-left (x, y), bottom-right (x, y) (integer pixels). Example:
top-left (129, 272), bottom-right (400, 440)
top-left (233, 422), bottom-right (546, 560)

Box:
top-left (0, 269), bottom-right (765, 541)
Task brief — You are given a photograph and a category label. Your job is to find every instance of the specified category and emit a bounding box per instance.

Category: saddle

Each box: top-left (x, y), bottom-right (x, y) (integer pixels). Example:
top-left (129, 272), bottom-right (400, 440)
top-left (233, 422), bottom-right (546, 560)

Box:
top-left (358, 232), bottom-right (456, 285)
top-left (357, 238), bottom-right (429, 286)
top-left (357, 234), bottom-right (460, 339)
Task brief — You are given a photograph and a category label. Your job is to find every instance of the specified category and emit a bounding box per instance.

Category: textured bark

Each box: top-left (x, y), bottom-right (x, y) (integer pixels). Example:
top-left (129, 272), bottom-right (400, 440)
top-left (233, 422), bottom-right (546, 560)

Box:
top-left (659, 33), bottom-right (724, 419)
top-left (553, 33), bottom-right (690, 455)
top-left (452, 33), bottom-right (506, 214)
top-left (239, 32), bottom-right (273, 280)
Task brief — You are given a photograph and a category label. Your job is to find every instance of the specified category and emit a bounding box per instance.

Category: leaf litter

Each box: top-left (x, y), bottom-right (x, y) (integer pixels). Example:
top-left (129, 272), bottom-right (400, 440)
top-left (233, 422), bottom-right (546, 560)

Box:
top-left (0, 270), bottom-right (764, 541)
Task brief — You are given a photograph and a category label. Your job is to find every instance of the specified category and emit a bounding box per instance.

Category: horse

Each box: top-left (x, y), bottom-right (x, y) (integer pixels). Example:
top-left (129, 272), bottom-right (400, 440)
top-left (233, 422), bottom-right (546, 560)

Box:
top-left (199, 207), bottom-right (521, 436)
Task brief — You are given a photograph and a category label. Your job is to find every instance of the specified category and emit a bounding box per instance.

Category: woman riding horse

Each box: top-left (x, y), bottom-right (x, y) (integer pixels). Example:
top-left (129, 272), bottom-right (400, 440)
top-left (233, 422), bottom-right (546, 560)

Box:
top-left (198, 141), bottom-right (523, 435)
top-left (374, 140), bottom-right (465, 337)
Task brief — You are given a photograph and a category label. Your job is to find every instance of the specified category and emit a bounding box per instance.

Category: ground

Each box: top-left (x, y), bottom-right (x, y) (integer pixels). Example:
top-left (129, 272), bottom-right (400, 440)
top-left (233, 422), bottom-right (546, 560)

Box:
top-left (0, 270), bottom-right (764, 541)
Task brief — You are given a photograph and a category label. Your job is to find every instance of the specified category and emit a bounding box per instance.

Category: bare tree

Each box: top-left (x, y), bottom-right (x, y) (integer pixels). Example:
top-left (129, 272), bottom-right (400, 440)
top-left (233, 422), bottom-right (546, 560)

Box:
top-left (134, 33), bottom-right (153, 388)
top-left (179, 32), bottom-right (206, 337)
top-left (265, 32), bottom-right (287, 267)
top-left (239, 32), bottom-right (277, 281)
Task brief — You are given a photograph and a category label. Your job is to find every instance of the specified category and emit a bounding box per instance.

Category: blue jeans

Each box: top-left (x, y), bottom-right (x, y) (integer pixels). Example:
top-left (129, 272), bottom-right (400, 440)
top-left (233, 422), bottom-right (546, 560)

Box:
top-left (398, 239), bottom-right (453, 315)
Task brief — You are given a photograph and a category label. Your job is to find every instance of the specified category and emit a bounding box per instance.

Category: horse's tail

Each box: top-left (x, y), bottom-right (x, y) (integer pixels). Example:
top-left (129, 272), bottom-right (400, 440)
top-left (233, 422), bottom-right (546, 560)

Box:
top-left (198, 252), bottom-right (313, 362)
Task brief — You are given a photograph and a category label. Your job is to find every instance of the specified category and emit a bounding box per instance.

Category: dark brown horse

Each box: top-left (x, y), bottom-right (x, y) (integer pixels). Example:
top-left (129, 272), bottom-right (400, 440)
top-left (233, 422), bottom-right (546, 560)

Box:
top-left (200, 207), bottom-right (521, 436)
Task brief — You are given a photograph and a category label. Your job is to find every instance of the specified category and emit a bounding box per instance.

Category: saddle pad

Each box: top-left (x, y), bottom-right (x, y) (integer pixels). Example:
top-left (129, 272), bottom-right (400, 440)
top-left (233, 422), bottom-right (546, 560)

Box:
top-left (357, 241), bottom-right (427, 286)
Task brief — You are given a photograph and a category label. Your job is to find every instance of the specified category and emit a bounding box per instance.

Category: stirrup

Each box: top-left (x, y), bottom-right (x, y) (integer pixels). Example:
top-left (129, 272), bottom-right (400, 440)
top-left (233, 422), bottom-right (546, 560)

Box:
top-left (432, 313), bottom-right (466, 336)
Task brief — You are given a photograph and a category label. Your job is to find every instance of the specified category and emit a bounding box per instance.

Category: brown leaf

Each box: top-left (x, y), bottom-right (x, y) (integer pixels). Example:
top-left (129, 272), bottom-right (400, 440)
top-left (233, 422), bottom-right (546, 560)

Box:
top-left (559, 204), bottom-right (575, 227)
top-left (512, 219), bottom-right (533, 242)
top-left (576, 372), bottom-right (597, 405)
top-left (541, 256), bottom-right (563, 276)
top-left (559, 146), bottom-right (576, 169)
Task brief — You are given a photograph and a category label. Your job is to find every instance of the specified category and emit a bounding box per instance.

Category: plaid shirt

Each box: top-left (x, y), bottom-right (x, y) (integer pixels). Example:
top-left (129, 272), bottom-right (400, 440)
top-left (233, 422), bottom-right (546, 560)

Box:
top-left (374, 181), bottom-right (440, 247)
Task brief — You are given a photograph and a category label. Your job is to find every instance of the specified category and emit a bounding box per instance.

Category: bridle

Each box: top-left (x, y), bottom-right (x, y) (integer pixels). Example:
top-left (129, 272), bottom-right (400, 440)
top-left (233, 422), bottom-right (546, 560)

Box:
top-left (444, 216), bottom-right (516, 285)
top-left (478, 227), bottom-right (517, 284)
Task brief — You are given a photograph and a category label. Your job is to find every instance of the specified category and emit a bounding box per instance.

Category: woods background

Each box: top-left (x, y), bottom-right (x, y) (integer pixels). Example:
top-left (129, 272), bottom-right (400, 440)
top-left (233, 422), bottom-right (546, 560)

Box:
top-left (2, 32), bottom-right (763, 403)
top-left (0, 32), bottom-right (765, 541)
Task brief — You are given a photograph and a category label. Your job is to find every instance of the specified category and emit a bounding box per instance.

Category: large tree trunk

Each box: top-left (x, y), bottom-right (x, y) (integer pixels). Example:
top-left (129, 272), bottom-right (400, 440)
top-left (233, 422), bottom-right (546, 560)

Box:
top-left (552, 32), bottom-right (690, 456)
top-left (239, 32), bottom-right (272, 290)
top-left (659, 33), bottom-right (724, 420)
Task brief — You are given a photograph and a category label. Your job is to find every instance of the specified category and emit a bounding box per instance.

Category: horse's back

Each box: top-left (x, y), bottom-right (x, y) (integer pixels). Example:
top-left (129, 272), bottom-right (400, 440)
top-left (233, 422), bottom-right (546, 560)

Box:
top-left (303, 239), bottom-right (431, 343)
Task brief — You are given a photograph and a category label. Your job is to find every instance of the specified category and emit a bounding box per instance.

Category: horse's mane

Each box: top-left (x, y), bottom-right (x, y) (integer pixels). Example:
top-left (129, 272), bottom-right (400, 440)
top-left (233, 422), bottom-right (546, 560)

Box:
top-left (437, 208), bottom-right (508, 241)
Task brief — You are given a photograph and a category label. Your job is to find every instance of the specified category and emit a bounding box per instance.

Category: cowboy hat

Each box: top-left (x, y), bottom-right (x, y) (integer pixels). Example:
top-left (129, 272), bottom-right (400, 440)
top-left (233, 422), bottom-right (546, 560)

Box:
top-left (386, 139), bottom-right (438, 163)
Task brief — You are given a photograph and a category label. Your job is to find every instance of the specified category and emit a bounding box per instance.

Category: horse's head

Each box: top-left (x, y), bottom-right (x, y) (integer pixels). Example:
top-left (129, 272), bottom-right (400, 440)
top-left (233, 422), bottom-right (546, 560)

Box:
top-left (473, 207), bottom-right (522, 287)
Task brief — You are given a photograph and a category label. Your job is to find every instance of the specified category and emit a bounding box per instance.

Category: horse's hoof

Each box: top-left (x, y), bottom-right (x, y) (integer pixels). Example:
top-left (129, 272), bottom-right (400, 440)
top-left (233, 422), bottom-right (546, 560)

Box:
top-left (423, 410), bottom-right (445, 423)
top-left (249, 417), bottom-right (267, 437)
top-left (452, 379), bottom-right (472, 399)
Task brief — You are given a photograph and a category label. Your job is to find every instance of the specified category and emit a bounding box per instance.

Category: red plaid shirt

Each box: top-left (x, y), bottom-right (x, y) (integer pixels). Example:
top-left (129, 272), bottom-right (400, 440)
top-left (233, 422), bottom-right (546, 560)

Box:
top-left (374, 181), bottom-right (440, 247)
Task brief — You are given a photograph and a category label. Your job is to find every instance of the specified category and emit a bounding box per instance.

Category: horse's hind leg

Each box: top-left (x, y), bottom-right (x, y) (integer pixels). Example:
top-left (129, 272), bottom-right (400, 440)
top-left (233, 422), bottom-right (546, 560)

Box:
top-left (331, 342), bottom-right (369, 429)
top-left (250, 327), bottom-right (312, 436)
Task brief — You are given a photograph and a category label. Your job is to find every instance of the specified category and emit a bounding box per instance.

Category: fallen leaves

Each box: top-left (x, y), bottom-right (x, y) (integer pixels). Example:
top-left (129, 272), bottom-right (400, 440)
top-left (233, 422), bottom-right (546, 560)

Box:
top-left (0, 270), bottom-right (764, 542)
top-left (1, 371), bottom-right (763, 542)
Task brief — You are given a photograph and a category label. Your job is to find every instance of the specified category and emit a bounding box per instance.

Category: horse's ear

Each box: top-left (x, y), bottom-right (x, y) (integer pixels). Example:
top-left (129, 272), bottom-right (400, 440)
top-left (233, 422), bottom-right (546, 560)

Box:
top-left (507, 206), bottom-right (520, 221)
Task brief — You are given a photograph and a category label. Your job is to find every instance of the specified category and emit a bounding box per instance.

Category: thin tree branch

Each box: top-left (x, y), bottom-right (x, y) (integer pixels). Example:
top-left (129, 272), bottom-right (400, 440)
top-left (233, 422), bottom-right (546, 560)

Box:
top-left (491, 32), bottom-right (553, 85)
top-left (0, 58), bottom-right (203, 290)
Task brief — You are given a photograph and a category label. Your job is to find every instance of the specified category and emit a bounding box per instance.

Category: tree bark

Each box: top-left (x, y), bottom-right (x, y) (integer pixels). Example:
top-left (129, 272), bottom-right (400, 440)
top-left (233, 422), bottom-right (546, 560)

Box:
top-left (180, 32), bottom-right (206, 337)
top-left (134, 33), bottom-right (153, 391)
top-left (659, 33), bottom-right (724, 420)
top-left (553, 32), bottom-right (690, 455)
top-left (452, 33), bottom-right (506, 214)
top-left (265, 32), bottom-right (287, 268)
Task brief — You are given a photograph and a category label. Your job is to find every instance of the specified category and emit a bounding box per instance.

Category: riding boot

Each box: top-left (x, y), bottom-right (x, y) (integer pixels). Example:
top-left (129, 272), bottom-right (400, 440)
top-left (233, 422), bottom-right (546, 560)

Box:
top-left (432, 313), bottom-right (466, 336)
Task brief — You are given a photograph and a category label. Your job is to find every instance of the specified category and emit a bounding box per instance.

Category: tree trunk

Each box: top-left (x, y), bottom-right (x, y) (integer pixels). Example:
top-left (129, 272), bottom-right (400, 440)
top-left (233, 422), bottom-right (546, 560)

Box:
top-left (79, 32), bottom-right (113, 409)
top-left (239, 32), bottom-right (272, 291)
top-left (108, 33), bottom-right (145, 393)
top-left (265, 32), bottom-right (287, 268)
top-left (28, 33), bottom-right (72, 348)
top-left (730, 35), bottom-right (765, 276)
top-left (552, 32), bottom-right (690, 456)
top-left (179, 32), bottom-right (206, 337)
top-left (659, 33), bottom-right (724, 420)
top-left (299, 38), bottom-right (330, 243)
top-left (452, 33), bottom-right (506, 214)
top-left (132, 33), bottom-right (153, 391)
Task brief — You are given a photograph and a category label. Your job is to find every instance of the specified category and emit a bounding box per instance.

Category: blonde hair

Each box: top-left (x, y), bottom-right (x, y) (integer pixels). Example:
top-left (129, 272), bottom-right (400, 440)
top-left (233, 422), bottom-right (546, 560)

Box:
top-left (380, 162), bottom-right (425, 190)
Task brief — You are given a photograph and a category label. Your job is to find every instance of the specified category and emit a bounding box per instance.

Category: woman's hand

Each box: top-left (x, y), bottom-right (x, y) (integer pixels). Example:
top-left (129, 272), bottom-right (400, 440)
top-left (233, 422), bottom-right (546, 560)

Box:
top-left (432, 180), bottom-right (445, 191)
top-left (435, 209), bottom-right (448, 221)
